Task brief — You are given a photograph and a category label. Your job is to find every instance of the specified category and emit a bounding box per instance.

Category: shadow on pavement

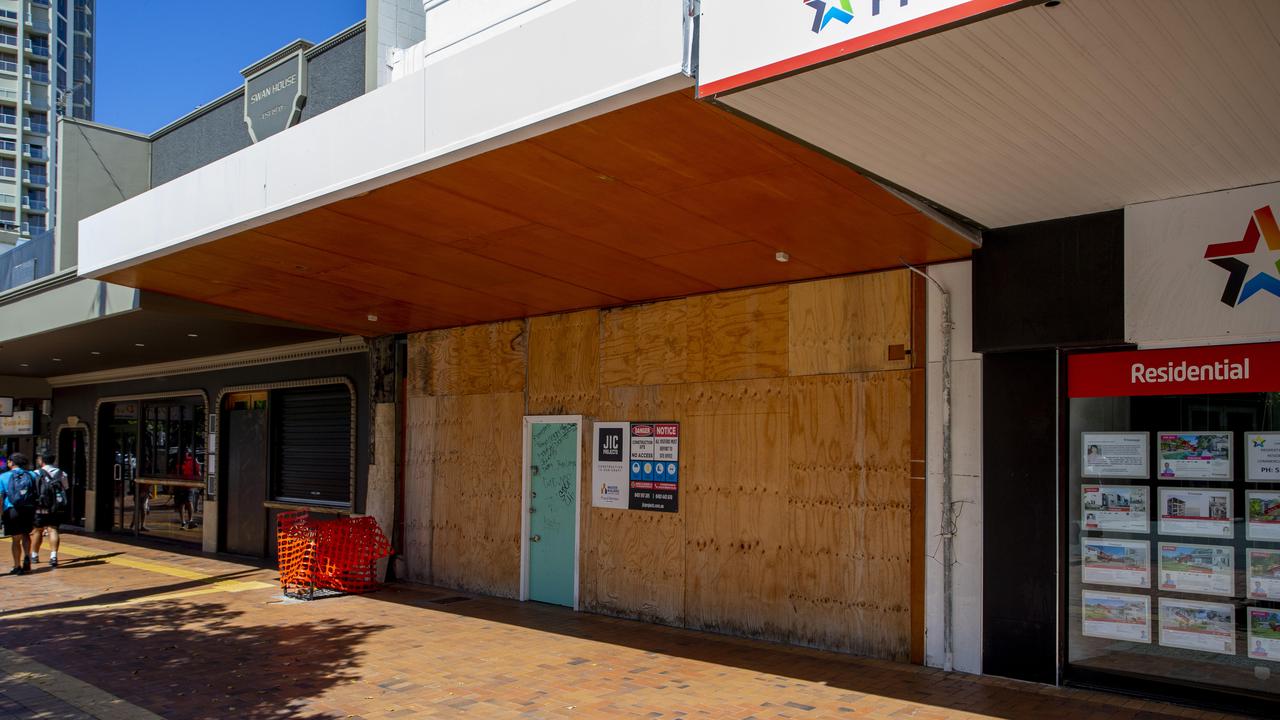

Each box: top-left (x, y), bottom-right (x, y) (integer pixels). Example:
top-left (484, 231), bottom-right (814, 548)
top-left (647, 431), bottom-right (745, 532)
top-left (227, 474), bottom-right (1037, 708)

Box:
top-left (0, 598), bottom-right (388, 720)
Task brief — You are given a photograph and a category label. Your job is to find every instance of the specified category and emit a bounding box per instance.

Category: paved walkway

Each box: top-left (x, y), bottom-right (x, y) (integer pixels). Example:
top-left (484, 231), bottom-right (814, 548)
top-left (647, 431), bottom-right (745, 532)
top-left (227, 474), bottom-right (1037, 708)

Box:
top-left (0, 533), bottom-right (1258, 719)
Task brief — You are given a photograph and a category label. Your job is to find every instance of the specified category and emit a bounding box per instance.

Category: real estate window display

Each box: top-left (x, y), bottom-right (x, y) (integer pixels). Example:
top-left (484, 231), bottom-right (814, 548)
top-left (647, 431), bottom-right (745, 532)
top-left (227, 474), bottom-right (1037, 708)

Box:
top-left (1067, 384), bottom-right (1280, 704)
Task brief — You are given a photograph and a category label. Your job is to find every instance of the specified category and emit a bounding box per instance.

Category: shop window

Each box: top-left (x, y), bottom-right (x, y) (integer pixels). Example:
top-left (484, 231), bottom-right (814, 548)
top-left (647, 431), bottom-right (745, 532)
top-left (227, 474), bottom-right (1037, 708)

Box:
top-left (270, 385), bottom-right (351, 507)
top-left (1066, 343), bottom-right (1280, 708)
top-left (139, 397), bottom-right (206, 480)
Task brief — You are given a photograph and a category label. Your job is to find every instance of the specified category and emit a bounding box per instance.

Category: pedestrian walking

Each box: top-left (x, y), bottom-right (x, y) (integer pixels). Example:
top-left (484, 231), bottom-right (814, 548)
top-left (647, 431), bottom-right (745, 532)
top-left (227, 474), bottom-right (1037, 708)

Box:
top-left (0, 453), bottom-right (38, 574)
top-left (31, 453), bottom-right (68, 567)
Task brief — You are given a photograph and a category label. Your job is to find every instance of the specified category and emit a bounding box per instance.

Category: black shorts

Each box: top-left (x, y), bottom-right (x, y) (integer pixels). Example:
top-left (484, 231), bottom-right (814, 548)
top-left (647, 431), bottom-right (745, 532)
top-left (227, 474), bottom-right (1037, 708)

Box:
top-left (2, 507), bottom-right (35, 536)
top-left (33, 511), bottom-right (66, 529)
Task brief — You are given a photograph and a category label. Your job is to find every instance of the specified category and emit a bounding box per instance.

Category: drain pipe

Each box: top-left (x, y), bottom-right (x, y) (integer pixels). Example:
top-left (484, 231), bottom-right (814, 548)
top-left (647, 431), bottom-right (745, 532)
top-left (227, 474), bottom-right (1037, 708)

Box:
top-left (903, 261), bottom-right (956, 673)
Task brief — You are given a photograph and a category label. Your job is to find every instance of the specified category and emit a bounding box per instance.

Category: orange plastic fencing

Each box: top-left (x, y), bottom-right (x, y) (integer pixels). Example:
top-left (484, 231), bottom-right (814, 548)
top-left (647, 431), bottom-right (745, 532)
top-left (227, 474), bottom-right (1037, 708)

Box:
top-left (277, 510), bottom-right (392, 598)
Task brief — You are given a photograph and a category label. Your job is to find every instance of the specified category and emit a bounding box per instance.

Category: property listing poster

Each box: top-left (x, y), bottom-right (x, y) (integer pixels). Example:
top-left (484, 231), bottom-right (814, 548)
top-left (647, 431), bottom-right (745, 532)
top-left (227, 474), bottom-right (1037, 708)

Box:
top-left (1157, 432), bottom-right (1232, 480)
top-left (1247, 432), bottom-right (1280, 481)
top-left (1158, 487), bottom-right (1233, 539)
top-left (1158, 598), bottom-right (1236, 655)
top-left (1157, 543), bottom-right (1233, 597)
top-left (1082, 538), bottom-right (1150, 588)
top-left (1082, 485), bottom-right (1149, 533)
top-left (1247, 490), bottom-right (1280, 541)
top-left (1249, 548), bottom-right (1280, 600)
top-left (1082, 432), bottom-right (1149, 478)
top-left (1248, 608), bottom-right (1280, 662)
top-left (1082, 590), bottom-right (1151, 643)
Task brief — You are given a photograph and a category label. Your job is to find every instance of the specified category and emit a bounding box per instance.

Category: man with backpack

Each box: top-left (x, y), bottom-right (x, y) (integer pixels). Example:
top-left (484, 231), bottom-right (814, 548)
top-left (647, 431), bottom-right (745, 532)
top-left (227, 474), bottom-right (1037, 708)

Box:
top-left (0, 452), bottom-right (37, 574)
top-left (31, 453), bottom-right (68, 568)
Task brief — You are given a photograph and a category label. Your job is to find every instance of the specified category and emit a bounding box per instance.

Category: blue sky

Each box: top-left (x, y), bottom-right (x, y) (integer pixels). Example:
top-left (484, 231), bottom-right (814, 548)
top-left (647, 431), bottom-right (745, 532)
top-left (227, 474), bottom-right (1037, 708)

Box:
top-left (94, 1), bottom-right (365, 134)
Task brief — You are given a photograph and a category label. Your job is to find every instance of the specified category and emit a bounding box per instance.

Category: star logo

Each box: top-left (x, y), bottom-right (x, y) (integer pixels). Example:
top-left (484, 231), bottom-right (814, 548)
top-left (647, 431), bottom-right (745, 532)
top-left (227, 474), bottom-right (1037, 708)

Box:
top-left (802, 0), bottom-right (854, 34)
top-left (1204, 205), bottom-right (1280, 307)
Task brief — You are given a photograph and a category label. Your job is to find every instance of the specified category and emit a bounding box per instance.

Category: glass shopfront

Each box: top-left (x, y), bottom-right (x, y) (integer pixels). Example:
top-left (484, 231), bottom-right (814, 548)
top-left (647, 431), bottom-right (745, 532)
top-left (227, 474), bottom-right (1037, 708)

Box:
top-left (1065, 342), bottom-right (1280, 711)
top-left (99, 396), bottom-right (206, 545)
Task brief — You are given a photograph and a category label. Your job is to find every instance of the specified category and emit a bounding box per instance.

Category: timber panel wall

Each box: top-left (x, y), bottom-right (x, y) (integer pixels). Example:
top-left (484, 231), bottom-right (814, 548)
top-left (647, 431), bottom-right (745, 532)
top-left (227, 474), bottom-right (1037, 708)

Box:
top-left (404, 269), bottom-right (917, 660)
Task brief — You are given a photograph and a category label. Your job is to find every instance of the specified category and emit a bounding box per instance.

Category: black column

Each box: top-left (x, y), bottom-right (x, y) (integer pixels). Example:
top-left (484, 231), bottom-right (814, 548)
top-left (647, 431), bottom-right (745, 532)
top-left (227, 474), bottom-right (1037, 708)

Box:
top-left (981, 350), bottom-right (1058, 683)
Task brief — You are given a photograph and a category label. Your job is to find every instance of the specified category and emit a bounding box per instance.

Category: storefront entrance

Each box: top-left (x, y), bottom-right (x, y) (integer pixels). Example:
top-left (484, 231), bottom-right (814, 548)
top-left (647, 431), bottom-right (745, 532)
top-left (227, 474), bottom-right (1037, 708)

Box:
top-left (56, 427), bottom-right (88, 526)
top-left (96, 397), bottom-right (206, 545)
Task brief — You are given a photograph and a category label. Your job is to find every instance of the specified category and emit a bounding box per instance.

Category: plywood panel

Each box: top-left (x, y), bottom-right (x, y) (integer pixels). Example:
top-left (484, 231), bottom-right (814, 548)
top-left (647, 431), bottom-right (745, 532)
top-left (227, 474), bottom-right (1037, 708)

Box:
top-left (685, 286), bottom-right (789, 383)
top-left (410, 321), bottom-right (526, 397)
top-left (600, 299), bottom-right (689, 387)
top-left (403, 395), bottom-right (435, 583)
top-left (428, 392), bottom-right (525, 598)
top-left (527, 310), bottom-right (600, 415)
top-left (785, 372), bottom-right (912, 660)
top-left (582, 384), bottom-right (685, 623)
top-left (789, 270), bottom-right (913, 376)
top-left (683, 399), bottom-right (790, 640)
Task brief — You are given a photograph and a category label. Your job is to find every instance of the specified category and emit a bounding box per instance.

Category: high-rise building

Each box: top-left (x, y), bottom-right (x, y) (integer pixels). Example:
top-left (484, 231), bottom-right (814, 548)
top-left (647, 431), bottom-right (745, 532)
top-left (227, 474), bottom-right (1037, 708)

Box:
top-left (0, 0), bottom-right (93, 249)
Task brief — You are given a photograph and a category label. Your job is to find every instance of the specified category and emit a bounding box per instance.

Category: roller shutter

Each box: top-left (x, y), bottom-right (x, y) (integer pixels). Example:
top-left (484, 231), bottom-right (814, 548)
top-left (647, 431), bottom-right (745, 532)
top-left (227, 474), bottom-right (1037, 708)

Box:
top-left (272, 386), bottom-right (351, 505)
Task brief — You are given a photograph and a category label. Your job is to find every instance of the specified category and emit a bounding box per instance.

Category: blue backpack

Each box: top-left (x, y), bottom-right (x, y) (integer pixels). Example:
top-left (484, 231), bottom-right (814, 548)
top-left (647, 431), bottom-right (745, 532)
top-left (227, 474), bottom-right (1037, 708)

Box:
top-left (7, 470), bottom-right (38, 509)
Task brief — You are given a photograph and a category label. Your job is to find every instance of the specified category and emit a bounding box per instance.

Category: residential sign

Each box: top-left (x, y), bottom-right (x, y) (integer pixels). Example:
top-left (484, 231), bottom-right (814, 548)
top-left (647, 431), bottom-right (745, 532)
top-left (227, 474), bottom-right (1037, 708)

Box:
top-left (697, 0), bottom-right (1022, 96)
top-left (1068, 342), bottom-right (1280, 398)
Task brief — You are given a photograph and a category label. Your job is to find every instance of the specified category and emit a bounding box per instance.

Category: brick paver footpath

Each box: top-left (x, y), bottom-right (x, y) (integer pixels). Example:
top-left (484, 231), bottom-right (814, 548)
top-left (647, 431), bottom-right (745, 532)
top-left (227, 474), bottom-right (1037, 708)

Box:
top-left (0, 533), bottom-right (1258, 719)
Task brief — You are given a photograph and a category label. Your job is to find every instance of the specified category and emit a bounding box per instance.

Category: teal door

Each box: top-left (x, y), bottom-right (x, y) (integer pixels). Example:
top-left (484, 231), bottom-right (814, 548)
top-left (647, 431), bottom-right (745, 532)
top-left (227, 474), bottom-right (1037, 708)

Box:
top-left (528, 421), bottom-right (579, 607)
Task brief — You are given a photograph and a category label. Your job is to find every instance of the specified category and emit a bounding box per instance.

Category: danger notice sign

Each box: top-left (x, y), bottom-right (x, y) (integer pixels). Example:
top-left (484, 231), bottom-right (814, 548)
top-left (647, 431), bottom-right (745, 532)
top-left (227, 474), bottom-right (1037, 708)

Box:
top-left (628, 421), bottom-right (679, 512)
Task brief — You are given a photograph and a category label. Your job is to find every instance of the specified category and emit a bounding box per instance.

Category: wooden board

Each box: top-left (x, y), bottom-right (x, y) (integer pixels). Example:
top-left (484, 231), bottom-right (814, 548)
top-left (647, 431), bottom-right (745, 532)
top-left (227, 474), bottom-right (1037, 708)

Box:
top-left (600, 299), bottom-right (689, 388)
top-left (403, 395), bottom-right (435, 583)
top-left (398, 269), bottom-right (917, 661)
top-left (789, 270), bottom-right (913, 376)
top-left (527, 310), bottom-right (600, 415)
top-left (409, 321), bottom-right (526, 397)
top-left (426, 392), bottom-right (525, 598)
top-left (685, 286), bottom-right (789, 383)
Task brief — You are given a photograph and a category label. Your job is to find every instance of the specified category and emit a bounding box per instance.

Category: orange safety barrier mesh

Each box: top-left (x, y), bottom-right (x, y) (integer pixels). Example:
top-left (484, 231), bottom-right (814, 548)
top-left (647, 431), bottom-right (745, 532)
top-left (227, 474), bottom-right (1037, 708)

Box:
top-left (277, 510), bottom-right (392, 599)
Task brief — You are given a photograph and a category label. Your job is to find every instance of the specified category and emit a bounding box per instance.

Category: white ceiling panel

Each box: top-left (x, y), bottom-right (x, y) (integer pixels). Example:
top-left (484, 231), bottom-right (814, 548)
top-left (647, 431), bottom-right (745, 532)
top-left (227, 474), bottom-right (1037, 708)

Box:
top-left (720, 0), bottom-right (1280, 229)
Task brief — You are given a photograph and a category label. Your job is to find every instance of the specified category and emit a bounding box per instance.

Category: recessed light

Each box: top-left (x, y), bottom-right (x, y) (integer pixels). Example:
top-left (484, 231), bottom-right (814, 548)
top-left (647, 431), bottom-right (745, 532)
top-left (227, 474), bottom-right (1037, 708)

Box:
top-left (135, 343), bottom-right (145, 347)
top-left (775, 251), bottom-right (790, 263)
top-left (19, 363), bottom-right (29, 367)
top-left (367, 314), bottom-right (378, 322)
top-left (51, 358), bottom-right (61, 362)
top-left (187, 333), bottom-right (199, 338)
top-left (90, 351), bottom-right (100, 355)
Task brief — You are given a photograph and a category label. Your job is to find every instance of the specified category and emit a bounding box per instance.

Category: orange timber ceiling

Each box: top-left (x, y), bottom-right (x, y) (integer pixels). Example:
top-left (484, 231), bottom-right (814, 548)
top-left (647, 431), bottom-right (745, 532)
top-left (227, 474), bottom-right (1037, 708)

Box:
top-left (103, 91), bottom-right (973, 336)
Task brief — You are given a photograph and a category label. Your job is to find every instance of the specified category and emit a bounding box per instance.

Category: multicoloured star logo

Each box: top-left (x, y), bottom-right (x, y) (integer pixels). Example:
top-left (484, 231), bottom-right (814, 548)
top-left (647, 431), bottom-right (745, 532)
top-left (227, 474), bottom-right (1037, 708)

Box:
top-left (1204, 205), bottom-right (1280, 307)
top-left (803, 0), bottom-right (854, 33)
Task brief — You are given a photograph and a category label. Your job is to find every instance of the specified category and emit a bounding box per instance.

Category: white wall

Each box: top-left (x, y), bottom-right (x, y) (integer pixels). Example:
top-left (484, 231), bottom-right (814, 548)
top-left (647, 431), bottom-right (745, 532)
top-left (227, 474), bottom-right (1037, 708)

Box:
top-left (374, 0), bottom-right (427, 87)
top-left (924, 260), bottom-right (983, 674)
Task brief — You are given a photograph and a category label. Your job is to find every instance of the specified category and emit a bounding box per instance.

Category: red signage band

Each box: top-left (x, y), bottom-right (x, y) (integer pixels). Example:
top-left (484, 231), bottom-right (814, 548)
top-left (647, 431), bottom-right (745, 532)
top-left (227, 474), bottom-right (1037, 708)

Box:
top-left (698, 0), bottom-right (1022, 97)
top-left (1068, 342), bottom-right (1280, 398)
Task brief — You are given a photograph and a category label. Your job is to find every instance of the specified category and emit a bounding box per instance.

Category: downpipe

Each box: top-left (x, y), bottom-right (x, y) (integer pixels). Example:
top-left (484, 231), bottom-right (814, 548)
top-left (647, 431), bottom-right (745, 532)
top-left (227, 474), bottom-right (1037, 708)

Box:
top-left (904, 261), bottom-right (956, 673)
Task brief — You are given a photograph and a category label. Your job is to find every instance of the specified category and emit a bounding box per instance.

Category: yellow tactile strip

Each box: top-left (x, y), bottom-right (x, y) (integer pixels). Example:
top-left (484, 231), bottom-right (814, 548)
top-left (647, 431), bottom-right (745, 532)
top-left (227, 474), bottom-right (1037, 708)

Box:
top-left (0, 543), bottom-right (275, 621)
top-left (0, 646), bottom-right (164, 720)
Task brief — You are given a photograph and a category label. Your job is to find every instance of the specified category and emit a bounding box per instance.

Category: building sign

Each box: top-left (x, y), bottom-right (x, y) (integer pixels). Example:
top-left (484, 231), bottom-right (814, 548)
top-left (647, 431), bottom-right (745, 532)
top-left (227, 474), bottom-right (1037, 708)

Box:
top-left (243, 47), bottom-right (308, 143)
top-left (628, 422), bottom-right (680, 512)
top-left (0, 409), bottom-right (34, 436)
top-left (697, 0), bottom-right (1022, 96)
top-left (0, 396), bottom-right (12, 417)
top-left (1068, 342), bottom-right (1280, 398)
top-left (592, 421), bottom-right (630, 509)
top-left (1126, 181), bottom-right (1280, 347)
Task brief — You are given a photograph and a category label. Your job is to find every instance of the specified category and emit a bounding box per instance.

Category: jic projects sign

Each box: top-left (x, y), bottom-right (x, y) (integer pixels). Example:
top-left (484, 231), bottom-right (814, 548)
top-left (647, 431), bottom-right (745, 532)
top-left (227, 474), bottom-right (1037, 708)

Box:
top-left (243, 51), bottom-right (308, 142)
top-left (591, 421), bottom-right (681, 513)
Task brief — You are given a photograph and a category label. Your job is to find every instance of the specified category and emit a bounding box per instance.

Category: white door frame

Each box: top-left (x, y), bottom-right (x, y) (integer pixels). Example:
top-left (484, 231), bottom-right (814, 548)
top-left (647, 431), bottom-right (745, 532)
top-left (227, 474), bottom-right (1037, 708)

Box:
top-left (520, 414), bottom-right (583, 610)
